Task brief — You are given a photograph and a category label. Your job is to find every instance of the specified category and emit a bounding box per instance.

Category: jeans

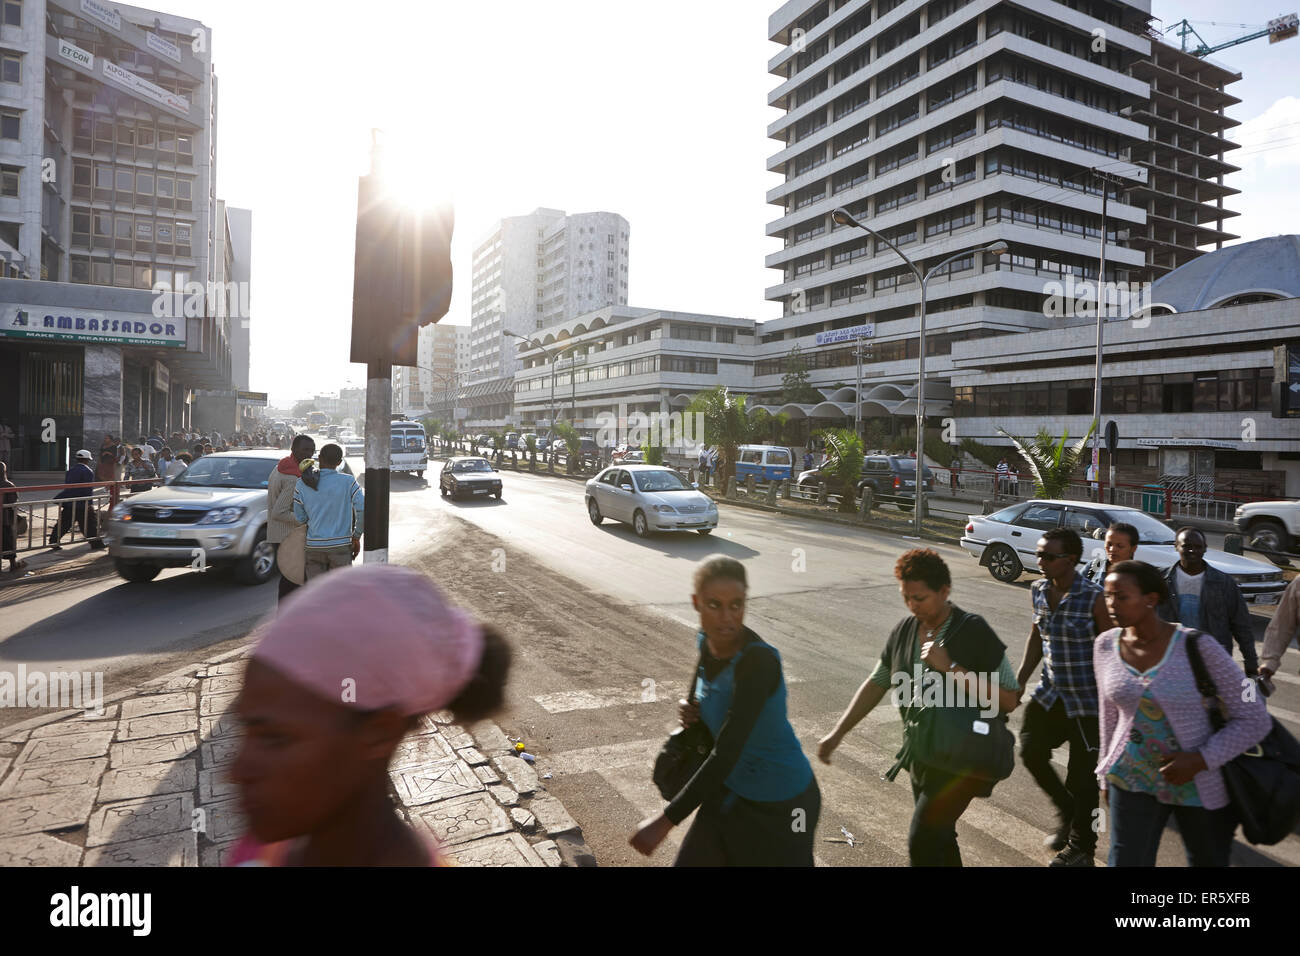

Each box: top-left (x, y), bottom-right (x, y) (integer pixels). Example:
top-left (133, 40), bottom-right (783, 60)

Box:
top-left (908, 764), bottom-right (988, 866)
top-left (1108, 787), bottom-right (1236, 867)
top-left (1019, 698), bottom-right (1099, 853)
top-left (304, 544), bottom-right (353, 581)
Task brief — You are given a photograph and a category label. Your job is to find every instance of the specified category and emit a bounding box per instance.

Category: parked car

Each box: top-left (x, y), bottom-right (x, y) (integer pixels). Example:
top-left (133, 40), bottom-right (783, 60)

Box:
top-left (620, 450), bottom-right (646, 464)
top-left (585, 465), bottom-right (718, 538)
top-left (1234, 499), bottom-right (1300, 555)
top-left (960, 499), bottom-right (1289, 601)
top-left (536, 435), bottom-right (551, 451)
top-left (440, 457), bottom-right (503, 501)
top-left (854, 455), bottom-right (934, 510)
top-left (797, 456), bottom-right (870, 497)
top-left (505, 432), bottom-right (520, 450)
top-left (551, 439), bottom-right (567, 455)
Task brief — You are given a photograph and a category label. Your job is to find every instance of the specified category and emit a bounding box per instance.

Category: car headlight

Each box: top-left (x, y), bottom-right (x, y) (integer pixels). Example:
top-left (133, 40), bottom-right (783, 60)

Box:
top-left (111, 502), bottom-right (131, 519)
top-left (706, 501), bottom-right (718, 511)
top-left (1234, 506), bottom-right (1244, 518)
top-left (652, 504), bottom-right (677, 513)
top-left (197, 507), bottom-right (246, 525)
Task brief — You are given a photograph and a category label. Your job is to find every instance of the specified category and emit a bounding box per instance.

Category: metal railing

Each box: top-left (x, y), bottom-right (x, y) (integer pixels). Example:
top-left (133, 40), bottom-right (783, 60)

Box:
top-left (3, 478), bottom-right (159, 557)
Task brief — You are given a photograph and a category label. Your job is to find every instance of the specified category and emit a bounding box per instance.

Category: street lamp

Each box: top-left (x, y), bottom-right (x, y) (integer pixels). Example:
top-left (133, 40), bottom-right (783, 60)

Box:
top-left (832, 207), bottom-right (1007, 534)
top-left (504, 330), bottom-right (558, 434)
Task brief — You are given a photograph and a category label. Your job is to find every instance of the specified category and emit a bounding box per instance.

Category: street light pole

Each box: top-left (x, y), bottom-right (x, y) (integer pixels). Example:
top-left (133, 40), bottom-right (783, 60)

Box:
top-left (831, 208), bottom-right (1007, 535)
top-left (504, 330), bottom-right (558, 435)
top-left (1088, 168), bottom-right (1128, 502)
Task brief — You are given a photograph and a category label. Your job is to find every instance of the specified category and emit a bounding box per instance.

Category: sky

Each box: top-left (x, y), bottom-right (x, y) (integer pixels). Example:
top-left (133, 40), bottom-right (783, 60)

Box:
top-left (140, 0), bottom-right (1300, 406)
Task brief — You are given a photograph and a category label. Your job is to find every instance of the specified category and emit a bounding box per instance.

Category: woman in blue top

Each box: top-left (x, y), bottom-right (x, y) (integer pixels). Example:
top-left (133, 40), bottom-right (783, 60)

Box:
top-left (630, 556), bottom-right (819, 865)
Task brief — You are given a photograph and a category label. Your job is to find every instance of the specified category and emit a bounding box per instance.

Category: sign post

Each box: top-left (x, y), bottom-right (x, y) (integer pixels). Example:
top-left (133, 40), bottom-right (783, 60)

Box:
top-left (1104, 419), bottom-right (1119, 504)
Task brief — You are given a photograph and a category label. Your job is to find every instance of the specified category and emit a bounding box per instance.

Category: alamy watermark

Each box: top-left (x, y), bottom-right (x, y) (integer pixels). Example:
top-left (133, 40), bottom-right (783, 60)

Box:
top-left (0, 666), bottom-right (105, 715)
top-left (593, 410), bottom-right (706, 453)
top-left (1042, 275), bottom-right (1152, 321)
top-left (889, 666), bottom-right (999, 718)
top-left (151, 280), bottom-right (251, 320)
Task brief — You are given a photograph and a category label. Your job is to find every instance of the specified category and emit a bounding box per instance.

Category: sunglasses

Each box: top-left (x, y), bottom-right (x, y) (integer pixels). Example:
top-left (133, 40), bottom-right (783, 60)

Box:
top-left (1035, 551), bottom-right (1071, 561)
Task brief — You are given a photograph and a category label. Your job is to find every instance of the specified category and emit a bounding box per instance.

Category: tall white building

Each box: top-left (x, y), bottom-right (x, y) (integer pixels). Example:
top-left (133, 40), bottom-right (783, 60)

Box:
top-left (463, 207), bottom-right (629, 429)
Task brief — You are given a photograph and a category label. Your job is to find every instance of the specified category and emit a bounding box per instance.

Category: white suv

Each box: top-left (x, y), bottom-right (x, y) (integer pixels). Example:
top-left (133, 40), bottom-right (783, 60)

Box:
top-left (1234, 500), bottom-right (1300, 555)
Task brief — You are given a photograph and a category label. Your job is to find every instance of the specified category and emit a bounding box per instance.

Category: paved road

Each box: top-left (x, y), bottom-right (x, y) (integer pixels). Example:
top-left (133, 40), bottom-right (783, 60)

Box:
top-left (390, 458), bottom-right (1300, 868)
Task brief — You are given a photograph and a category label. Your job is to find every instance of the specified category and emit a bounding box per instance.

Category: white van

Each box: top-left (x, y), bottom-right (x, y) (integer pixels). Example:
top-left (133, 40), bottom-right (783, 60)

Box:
top-left (733, 445), bottom-right (793, 482)
top-left (390, 420), bottom-right (428, 478)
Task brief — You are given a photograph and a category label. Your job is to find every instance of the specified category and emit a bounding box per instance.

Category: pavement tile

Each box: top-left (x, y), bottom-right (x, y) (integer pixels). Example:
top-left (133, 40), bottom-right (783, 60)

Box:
top-left (195, 797), bottom-right (246, 844)
top-left (198, 767), bottom-right (238, 803)
top-left (443, 832), bottom-right (545, 867)
top-left (148, 676), bottom-right (198, 693)
top-left (389, 732), bottom-right (454, 770)
top-left (0, 757), bottom-right (107, 796)
top-left (468, 722), bottom-right (515, 756)
top-left (438, 726), bottom-right (473, 750)
top-left (390, 758), bottom-right (483, 808)
top-left (0, 741), bottom-right (21, 758)
top-left (412, 793), bottom-right (511, 847)
top-left (204, 661), bottom-right (247, 678)
top-left (486, 783), bottom-right (519, 807)
top-left (199, 737), bottom-right (240, 769)
top-left (80, 704), bottom-right (119, 723)
top-left (490, 755), bottom-right (538, 796)
top-left (457, 746), bottom-right (488, 766)
top-left (509, 807), bottom-right (538, 833)
top-left (119, 692), bottom-right (196, 719)
top-left (14, 730), bottom-right (114, 768)
top-left (86, 792), bottom-right (195, 847)
top-left (0, 832), bottom-right (83, 866)
top-left (0, 787), bottom-right (97, 837)
top-left (199, 692), bottom-right (239, 717)
top-left (29, 717), bottom-right (111, 739)
top-left (201, 674), bottom-right (243, 695)
top-left (472, 763), bottom-right (500, 785)
top-left (199, 839), bottom-right (239, 868)
top-left (533, 838), bottom-right (563, 867)
top-left (109, 733), bottom-right (198, 769)
top-left (2, 729), bottom-right (31, 744)
top-left (528, 792), bottom-right (580, 838)
top-left (199, 712), bottom-right (244, 740)
top-left (0, 754), bottom-right (10, 782)
top-left (98, 760), bottom-right (197, 804)
top-left (84, 831), bottom-right (199, 867)
top-left (117, 711), bottom-right (199, 741)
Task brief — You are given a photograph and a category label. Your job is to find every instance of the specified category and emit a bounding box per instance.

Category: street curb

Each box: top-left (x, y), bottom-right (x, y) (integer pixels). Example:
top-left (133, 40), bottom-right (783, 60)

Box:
top-left (0, 552), bottom-right (119, 591)
top-left (703, 490), bottom-right (966, 545)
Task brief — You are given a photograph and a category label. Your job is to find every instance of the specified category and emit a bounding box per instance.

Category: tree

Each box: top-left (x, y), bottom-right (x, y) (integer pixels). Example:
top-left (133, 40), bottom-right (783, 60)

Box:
top-left (781, 345), bottom-right (822, 405)
top-left (686, 385), bottom-right (765, 489)
top-left (815, 427), bottom-right (864, 512)
top-left (551, 420), bottom-right (582, 474)
top-left (996, 423), bottom-right (1095, 499)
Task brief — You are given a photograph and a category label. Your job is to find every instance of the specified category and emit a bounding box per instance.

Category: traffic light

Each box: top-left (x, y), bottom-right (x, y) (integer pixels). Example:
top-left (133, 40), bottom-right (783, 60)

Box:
top-left (350, 173), bottom-right (454, 367)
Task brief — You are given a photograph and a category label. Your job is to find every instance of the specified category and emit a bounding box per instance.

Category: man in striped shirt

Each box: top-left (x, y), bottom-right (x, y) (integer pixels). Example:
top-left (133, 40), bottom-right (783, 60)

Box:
top-left (1015, 527), bottom-right (1111, 867)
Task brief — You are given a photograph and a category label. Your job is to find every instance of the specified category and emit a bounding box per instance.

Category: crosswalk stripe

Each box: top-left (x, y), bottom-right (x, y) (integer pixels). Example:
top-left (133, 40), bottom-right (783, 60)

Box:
top-left (532, 676), bottom-right (806, 714)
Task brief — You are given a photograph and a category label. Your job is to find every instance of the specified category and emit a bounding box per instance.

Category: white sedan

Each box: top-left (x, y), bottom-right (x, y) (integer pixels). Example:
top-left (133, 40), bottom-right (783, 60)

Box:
top-left (960, 499), bottom-right (1287, 603)
top-left (585, 465), bottom-right (718, 537)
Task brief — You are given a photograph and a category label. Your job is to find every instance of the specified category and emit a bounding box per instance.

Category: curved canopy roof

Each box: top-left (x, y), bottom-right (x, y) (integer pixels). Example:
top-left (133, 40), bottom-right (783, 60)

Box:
top-left (1147, 235), bottom-right (1300, 313)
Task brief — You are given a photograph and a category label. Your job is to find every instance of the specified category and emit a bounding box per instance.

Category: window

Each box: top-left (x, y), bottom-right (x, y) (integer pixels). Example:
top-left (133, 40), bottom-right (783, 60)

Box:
top-left (3, 1), bottom-right (20, 27)
top-left (1, 52), bottom-right (19, 85)
top-left (136, 171), bottom-right (153, 196)
top-left (1017, 504), bottom-right (1063, 531)
top-left (0, 163), bottom-right (16, 197)
top-left (0, 109), bottom-right (19, 140)
top-left (175, 178), bottom-right (192, 211)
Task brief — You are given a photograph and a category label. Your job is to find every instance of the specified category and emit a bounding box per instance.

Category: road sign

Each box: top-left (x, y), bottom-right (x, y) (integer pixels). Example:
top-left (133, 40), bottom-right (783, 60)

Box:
top-left (1104, 420), bottom-right (1119, 456)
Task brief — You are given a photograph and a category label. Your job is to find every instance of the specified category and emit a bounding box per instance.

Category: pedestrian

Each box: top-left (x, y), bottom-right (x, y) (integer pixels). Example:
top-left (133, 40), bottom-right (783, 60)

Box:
top-left (1095, 560), bottom-right (1270, 866)
top-left (629, 556), bottom-right (820, 865)
top-left (1157, 528), bottom-right (1259, 677)
top-left (192, 442), bottom-right (205, 461)
top-left (169, 451), bottom-right (192, 479)
top-left (156, 446), bottom-right (177, 480)
top-left (136, 435), bottom-right (156, 466)
top-left (95, 449), bottom-right (118, 483)
top-left (100, 433), bottom-right (120, 466)
top-left (124, 447), bottom-right (158, 488)
top-left (147, 429), bottom-right (164, 454)
top-left (699, 444), bottom-right (711, 482)
top-left (949, 455), bottom-right (961, 494)
top-left (269, 435), bottom-right (315, 603)
top-left (996, 457), bottom-right (1009, 497)
top-left (1, 460), bottom-right (26, 573)
top-left (203, 443), bottom-right (215, 457)
top-left (819, 548), bottom-right (1020, 866)
top-left (803, 448), bottom-right (814, 474)
top-left (1015, 527), bottom-right (1111, 865)
top-left (47, 450), bottom-right (104, 551)
top-left (0, 418), bottom-right (13, 465)
top-left (292, 443), bottom-right (364, 582)
top-left (1085, 521), bottom-right (1139, 590)
top-left (1259, 575), bottom-right (1300, 690)
top-left (229, 563), bottom-right (511, 866)
top-left (1008, 466), bottom-right (1020, 498)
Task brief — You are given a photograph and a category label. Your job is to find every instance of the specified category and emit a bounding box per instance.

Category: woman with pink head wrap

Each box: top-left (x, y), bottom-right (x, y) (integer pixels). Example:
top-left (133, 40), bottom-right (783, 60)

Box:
top-left (228, 564), bottom-right (510, 866)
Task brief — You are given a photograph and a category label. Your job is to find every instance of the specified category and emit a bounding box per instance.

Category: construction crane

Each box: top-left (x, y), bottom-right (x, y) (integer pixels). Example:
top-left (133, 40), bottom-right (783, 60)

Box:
top-left (1164, 13), bottom-right (1299, 56)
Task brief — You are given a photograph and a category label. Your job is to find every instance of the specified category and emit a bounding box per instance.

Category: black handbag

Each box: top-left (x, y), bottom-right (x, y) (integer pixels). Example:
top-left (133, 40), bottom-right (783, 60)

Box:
top-left (652, 646), bottom-right (714, 801)
top-left (886, 615), bottom-right (1015, 785)
top-left (1186, 631), bottom-right (1300, 845)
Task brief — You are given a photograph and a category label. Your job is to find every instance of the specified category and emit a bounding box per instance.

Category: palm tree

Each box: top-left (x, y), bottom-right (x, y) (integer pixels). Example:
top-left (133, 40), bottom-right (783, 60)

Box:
top-left (996, 423), bottom-right (1095, 499)
top-left (686, 385), bottom-right (764, 489)
top-left (551, 420), bottom-right (582, 474)
top-left (814, 427), bottom-right (864, 512)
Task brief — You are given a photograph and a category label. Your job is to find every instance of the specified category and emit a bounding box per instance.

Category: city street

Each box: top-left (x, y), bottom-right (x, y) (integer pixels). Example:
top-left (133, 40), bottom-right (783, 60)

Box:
top-left (3, 454), bottom-right (1296, 867)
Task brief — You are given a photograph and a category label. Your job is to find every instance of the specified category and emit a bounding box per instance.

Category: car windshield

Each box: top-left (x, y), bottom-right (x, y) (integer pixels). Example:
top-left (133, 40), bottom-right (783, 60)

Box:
top-left (171, 457), bottom-right (273, 488)
top-left (635, 470), bottom-right (691, 493)
top-left (453, 459), bottom-right (493, 473)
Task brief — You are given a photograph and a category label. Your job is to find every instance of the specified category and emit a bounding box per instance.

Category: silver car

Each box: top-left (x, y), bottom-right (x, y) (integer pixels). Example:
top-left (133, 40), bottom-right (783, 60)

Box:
top-left (585, 465), bottom-right (718, 537)
top-left (105, 448), bottom-right (341, 586)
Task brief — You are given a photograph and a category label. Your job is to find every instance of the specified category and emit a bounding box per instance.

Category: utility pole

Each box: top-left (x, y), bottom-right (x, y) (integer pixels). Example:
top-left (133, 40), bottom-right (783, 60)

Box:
top-left (1089, 168), bottom-right (1130, 502)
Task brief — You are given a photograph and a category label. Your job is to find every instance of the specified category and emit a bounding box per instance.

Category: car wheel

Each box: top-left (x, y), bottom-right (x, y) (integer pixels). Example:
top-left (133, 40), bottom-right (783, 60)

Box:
top-left (985, 544), bottom-right (1022, 584)
top-left (416, 470), bottom-right (424, 479)
top-left (697, 528), bottom-right (712, 536)
top-left (1248, 519), bottom-right (1291, 554)
top-left (494, 490), bottom-right (502, 500)
top-left (114, 559), bottom-right (160, 583)
top-left (588, 499), bottom-right (603, 525)
top-left (235, 528), bottom-right (276, 585)
top-left (633, 510), bottom-right (651, 538)
top-left (440, 482), bottom-right (447, 497)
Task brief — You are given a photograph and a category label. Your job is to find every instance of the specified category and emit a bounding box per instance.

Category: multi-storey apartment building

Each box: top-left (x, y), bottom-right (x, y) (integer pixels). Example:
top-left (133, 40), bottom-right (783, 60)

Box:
top-left (463, 207), bottom-right (629, 429)
top-left (755, 0), bottom-right (1156, 426)
top-left (0, 1), bottom-right (235, 469)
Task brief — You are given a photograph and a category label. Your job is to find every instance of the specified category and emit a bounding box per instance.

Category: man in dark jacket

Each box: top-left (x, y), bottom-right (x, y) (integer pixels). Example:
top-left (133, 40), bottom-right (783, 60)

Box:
top-left (1158, 527), bottom-right (1258, 676)
top-left (48, 449), bottom-right (104, 551)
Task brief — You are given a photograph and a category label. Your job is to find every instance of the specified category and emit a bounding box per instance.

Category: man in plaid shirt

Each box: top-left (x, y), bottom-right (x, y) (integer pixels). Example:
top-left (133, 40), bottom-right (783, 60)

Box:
top-left (1015, 527), bottom-right (1111, 867)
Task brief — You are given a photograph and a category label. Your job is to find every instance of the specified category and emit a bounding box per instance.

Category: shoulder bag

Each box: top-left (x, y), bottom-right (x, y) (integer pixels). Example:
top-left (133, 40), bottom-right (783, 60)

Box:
top-left (652, 644), bottom-right (715, 801)
top-left (886, 614), bottom-right (1015, 785)
top-left (1185, 631), bottom-right (1300, 845)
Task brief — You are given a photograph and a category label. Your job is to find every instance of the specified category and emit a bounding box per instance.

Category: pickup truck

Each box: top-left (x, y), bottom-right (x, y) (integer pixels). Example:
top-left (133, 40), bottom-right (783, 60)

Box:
top-left (1234, 500), bottom-right (1300, 554)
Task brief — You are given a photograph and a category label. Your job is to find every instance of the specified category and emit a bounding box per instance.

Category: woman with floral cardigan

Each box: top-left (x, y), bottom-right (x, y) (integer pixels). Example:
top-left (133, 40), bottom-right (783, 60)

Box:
top-left (1094, 560), bottom-right (1270, 866)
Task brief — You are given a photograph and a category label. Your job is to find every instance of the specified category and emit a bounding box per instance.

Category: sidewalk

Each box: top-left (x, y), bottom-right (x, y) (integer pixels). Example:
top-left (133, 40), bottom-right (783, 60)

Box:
top-left (0, 645), bottom-right (596, 867)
